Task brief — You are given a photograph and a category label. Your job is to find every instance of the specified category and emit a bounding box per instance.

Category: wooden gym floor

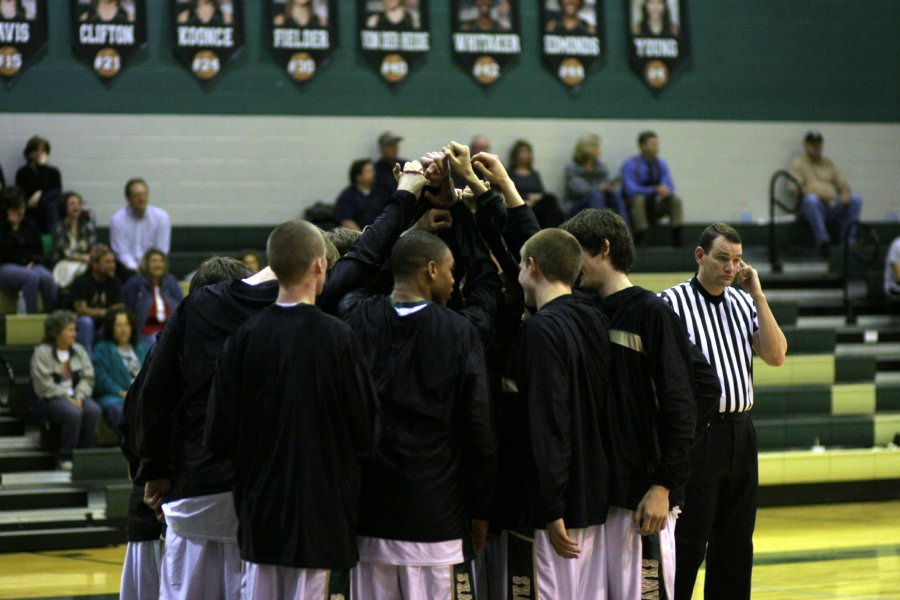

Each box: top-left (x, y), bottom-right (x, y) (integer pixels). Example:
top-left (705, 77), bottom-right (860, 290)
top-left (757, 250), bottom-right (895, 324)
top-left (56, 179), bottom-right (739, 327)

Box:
top-left (0, 501), bottom-right (897, 599)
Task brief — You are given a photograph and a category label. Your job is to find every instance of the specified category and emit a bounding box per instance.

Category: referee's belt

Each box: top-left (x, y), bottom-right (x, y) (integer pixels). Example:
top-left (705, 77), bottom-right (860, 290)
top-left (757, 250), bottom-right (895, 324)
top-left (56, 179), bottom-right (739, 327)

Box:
top-left (711, 411), bottom-right (750, 422)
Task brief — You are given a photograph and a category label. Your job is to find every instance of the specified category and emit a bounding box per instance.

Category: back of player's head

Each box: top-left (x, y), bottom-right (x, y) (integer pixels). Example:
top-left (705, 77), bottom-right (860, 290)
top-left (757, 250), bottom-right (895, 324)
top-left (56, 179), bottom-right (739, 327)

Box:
top-left (390, 230), bottom-right (450, 281)
top-left (266, 220), bottom-right (325, 284)
top-left (190, 256), bottom-right (252, 295)
top-left (560, 208), bottom-right (635, 274)
top-left (521, 229), bottom-right (583, 286)
top-left (324, 226), bottom-right (362, 257)
top-left (698, 222), bottom-right (741, 253)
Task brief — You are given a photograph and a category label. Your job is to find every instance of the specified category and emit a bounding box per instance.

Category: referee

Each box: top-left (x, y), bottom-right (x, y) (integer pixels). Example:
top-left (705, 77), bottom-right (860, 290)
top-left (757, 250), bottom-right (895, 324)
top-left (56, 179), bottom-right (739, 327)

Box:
top-left (660, 223), bottom-right (787, 599)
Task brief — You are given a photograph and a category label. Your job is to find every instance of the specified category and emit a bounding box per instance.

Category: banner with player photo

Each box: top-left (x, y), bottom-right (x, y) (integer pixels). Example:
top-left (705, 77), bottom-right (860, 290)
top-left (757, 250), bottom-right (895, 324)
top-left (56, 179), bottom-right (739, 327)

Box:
top-left (451, 0), bottom-right (520, 88)
top-left (626, 0), bottom-right (689, 91)
top-left (0, 0), bottom-right (47, 83)
top-left (269, 0), bottom-right (335, 85)
top-left (358, 0), bottom-right (429, 86)
top-left (172, 0), bottom-right (244, 83)
top-left (72, 0), bottom-right (147, 81)
top-left (540, 0), bottom-right (603, 91)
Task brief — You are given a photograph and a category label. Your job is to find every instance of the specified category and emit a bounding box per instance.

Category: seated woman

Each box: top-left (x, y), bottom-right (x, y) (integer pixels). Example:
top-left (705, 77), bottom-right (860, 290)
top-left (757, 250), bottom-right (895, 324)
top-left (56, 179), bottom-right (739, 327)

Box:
top-left (92, 308), bottom-right (147, 437)
top-left (0, 187), bottom-right (58, 313)
top-left (507, 139), bottom-right (564, 228)
top-left (563, 133), bottom-right (628, 222)
top-left (30, 310), bottom-right (100, 470)
top-left (51, 191), bottom-right (97, 289)
top-left (122, 248), bottom-right (183, 347)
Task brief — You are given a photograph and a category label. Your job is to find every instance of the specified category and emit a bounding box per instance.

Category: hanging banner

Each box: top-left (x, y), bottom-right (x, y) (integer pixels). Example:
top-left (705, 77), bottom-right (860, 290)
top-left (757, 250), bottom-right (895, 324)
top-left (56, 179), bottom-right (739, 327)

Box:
top-left (269, 0), bottom-right (335, 85)
top-left (0, 0), bottom-right (47, 83)
top-left (358, 0), bottom-right (430, 86)
top-left (626, 0), bottom-right (689, 91)
top-left (72, 0), bottom-right (147, 81)
top-left (172, 0), bottom-right (244, 83)
top-left (541, 0), bottom-right (603, 91)
top-left (451, 0), bottom-right (520, 88)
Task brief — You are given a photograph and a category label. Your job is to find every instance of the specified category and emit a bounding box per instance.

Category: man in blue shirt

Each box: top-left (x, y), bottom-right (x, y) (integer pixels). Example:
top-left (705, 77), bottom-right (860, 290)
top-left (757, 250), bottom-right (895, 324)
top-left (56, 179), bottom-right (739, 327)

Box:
top-left (621, 131), bottom-right (683, 246)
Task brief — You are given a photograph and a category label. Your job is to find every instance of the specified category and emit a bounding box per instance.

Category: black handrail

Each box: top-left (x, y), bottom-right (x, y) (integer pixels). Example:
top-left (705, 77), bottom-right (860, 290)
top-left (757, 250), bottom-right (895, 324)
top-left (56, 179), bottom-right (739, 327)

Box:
top-left (842, 221), bottom-right (880, 325)
top-left (768, 170), bottom-right (803, 273)
top-left (0, 354), bottom-right (14, 409)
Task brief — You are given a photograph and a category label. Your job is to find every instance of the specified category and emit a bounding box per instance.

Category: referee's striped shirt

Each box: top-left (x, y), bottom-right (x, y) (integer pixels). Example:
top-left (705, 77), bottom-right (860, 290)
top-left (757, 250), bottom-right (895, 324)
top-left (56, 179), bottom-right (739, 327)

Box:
top-left (660, 277), bottom-right (759, 414)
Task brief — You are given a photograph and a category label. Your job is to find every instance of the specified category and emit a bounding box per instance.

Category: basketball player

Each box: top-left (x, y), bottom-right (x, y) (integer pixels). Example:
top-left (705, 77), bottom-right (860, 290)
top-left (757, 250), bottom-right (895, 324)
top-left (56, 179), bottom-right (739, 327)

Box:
top-left (135, 172), bottom-right (427, 598)
top-left (206, 221), bottom-right (378, 599)
top-left (339, 226), bottom-right (497, 599)
top-left (118, 257), bottom-right (253, 600)
top-left (504, 227), bottom-right (611, 599)
top-left (560, 208), bottom-right (720, 598)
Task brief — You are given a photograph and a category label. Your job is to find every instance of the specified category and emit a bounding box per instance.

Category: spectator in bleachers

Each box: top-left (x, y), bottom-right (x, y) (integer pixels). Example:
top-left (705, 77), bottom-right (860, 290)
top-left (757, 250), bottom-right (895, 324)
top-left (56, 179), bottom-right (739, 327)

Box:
top-left (334, 159), bottom-right (378, 231)
top-left (30, 310), bottom-right (100, 471)
top-left (564, 133), bottom-right (628, 221)
top-left (71, 244), bottom-right (123, 353)
top-left (122, 248), bottom-right (183, 347)
top-left (51, 191), bottom-right (97, 289)
top-left (0, 187), bottom-right (57, 313)
top-left (373, 131), bottom-right (406, 206)
top-left (886, 236), bottom-right (900, 308)
top-left (508, 139), bottom-right (564, 228)
top-left (790, 130), bottom-right (863, 258)
top-left (15, 135), bottom-right (62, 234)
top-left (92, 308), bottom-right (147, 439)
top-left (239, 249), bottom-right (263, 274)
top-left (110, 177), bottom-right (171, 281)
top-left (621, 130), bottom-right (684, 246)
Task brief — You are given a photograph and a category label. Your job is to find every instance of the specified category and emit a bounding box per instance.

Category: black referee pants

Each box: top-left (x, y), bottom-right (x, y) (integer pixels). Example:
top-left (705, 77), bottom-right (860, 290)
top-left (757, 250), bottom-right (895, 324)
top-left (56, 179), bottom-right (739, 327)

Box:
top-left (674, 414), bottom-right (758, 600)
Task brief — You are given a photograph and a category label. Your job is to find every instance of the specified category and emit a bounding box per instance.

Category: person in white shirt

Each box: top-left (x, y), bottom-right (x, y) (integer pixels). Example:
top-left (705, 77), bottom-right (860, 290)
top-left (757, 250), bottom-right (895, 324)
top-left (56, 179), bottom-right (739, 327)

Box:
top-left (109, 178), bottom-right (171, 280)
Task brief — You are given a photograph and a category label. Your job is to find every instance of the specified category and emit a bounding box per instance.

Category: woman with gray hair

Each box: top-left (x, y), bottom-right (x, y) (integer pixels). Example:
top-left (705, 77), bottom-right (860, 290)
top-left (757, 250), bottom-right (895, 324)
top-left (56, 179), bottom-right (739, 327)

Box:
top-left (563, 133), bottom-right (629, 222)
top-left (30, 310), bottom-right (99, 470)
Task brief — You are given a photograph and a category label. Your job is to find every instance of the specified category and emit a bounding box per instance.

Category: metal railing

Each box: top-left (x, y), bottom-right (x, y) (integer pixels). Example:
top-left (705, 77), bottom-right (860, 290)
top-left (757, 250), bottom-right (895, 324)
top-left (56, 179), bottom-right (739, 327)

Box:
top-left (842, 221), bottom-right (880, 325)
top-left (0, 354), bottom-right (14, 409)
top-left (767, 170), bottom-right (803, 273)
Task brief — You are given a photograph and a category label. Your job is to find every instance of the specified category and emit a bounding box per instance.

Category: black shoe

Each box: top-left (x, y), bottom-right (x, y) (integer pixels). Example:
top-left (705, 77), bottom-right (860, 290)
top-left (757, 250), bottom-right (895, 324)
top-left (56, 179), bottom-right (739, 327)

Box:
top-left (818, 241), bottom-right (831, 259)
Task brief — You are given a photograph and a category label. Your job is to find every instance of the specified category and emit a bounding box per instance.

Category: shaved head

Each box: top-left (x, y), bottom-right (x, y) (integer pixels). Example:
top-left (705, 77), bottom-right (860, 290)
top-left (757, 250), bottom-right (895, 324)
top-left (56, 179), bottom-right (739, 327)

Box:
top-left (267, 220), bottom-right (326, 285)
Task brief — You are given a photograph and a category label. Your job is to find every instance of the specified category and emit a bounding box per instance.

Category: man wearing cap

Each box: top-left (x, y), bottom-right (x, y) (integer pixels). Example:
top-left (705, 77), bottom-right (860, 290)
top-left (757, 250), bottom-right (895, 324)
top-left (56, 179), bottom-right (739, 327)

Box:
top-left (373, 131), bottom-right (407, 207)
top-left (790, 131), bottom-right (863, 258)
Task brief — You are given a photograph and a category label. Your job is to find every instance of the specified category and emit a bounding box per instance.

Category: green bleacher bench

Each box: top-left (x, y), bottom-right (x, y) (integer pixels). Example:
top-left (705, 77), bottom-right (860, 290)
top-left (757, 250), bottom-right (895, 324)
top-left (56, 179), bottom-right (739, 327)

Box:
top-left (104, 483), bottom-right (132, 520)
top-left (754, 355), bottom-right (878, 387)
top-left (1, 314), bottom-right (47, 346)
top-left (768, 301), bottom-right (799, 327)
top-left (759, 446), bottom-right (900, 487)
top-left (753, 383), bottom-right (879, 418)
top-left (782, 326), bottom-right (836, 354)
top-left (71, 448), bottom-right (129, 482)
top-left (755, 415), bottom-right (875, 450)
top-left (877, 383), bottom-right (900, 412)
top-left (629, 272), bottom-right (693, 293)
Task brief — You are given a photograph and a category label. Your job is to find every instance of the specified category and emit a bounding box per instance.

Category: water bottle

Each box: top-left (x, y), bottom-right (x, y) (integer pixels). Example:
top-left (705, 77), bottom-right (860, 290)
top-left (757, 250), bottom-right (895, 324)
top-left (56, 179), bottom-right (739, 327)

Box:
top-left (740, 202), bottom-right (752, 224)
top-left (889, 202), bottom-right (899, 222)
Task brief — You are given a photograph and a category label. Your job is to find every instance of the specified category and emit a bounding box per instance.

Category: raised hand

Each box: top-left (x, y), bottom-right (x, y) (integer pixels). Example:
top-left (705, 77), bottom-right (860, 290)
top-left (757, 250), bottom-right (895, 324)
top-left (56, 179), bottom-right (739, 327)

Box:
top-left (396, 160), bottom-right (428, 198)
